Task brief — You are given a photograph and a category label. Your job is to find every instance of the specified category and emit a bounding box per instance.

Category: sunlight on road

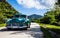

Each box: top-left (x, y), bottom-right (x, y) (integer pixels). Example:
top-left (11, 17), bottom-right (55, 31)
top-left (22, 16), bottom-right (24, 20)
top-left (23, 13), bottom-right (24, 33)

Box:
top-left (0, 23), bottom-right (43, 38)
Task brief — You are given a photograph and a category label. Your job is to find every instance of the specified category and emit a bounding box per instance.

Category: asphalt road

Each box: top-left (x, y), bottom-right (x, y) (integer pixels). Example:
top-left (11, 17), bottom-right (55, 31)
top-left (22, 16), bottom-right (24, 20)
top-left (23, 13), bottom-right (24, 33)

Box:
top-left (0, 23), bottom-right (43, 38)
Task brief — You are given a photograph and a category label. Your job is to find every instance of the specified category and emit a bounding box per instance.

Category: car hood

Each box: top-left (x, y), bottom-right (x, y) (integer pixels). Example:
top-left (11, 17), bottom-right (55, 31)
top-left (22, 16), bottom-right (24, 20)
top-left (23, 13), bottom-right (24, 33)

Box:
top-left (10, 18), bottom-right (26, 23)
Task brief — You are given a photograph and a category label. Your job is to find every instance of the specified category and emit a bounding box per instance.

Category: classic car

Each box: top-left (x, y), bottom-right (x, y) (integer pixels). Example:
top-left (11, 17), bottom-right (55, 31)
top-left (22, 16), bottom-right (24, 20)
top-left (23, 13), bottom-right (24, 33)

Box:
top-left (6, 14), bottom-right (31, 29)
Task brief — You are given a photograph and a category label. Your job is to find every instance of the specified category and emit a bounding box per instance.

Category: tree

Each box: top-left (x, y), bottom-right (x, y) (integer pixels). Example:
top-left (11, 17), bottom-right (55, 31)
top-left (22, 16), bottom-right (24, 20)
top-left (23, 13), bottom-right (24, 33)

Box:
top-left (40, 4), bottom-right (60, 25)
top-left (0, 0), bottom-right (19, 23)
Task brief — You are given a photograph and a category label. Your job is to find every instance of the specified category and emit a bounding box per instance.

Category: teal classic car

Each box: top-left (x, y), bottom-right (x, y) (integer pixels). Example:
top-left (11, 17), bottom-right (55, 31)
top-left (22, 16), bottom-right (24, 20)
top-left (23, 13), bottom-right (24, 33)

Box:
top-left (6, 14), bottom-right (31, 29)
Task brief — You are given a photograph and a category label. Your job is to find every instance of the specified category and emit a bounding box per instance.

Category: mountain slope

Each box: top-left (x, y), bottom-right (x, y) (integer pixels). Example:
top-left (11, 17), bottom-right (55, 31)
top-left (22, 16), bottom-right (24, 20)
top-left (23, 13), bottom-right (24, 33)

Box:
top-left (0, 0), bottom-right (19, 23)
top-left (28, 14), bottom-right (42, 20)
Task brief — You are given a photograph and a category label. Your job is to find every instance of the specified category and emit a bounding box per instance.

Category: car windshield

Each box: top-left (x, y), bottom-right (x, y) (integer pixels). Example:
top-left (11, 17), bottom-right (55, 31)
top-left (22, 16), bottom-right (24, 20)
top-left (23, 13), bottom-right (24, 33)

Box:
top-left (13, 15), bottom-right (26, 18)
top-left (20, 15), bottom-right (26, 18)
top-left (14, 15), bottom-right (20, 18)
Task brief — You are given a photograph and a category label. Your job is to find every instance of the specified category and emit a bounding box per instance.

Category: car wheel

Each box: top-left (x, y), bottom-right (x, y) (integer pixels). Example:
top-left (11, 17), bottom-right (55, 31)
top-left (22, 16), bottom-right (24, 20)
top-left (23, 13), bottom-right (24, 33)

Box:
top-left (24, 28), bottom-right (27, 30)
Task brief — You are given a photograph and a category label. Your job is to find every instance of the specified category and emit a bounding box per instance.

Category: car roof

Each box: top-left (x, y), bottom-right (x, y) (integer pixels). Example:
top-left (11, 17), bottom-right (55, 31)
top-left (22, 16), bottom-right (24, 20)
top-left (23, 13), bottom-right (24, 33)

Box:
top-left (15, 14), bottom-right (26, 16)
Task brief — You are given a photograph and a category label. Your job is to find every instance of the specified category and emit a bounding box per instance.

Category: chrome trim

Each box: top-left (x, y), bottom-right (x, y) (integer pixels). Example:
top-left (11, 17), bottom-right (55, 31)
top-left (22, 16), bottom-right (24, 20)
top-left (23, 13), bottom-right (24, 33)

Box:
top-left (7, 26), bottom-right (27, 28)
top-left (6, 23), bottom-right (27, 28)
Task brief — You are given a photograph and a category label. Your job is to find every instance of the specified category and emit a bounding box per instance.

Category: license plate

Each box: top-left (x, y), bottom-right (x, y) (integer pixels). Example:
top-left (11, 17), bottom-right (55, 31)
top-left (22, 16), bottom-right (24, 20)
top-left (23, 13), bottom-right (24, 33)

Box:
top-left (12, 26), bottom-right (18, 28)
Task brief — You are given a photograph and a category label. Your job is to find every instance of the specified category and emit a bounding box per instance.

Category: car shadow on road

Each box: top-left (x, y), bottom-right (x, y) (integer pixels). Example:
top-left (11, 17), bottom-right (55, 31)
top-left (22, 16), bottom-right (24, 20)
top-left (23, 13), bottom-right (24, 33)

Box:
top-left (0, 28), bottom-right (27, 32)
top-left (0, 28), bottom-right (43, 38)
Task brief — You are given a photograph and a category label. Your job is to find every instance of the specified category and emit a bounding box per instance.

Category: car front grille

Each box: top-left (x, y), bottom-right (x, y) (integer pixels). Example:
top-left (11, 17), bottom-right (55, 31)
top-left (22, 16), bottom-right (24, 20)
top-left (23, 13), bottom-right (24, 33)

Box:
top-left (11, 23), bottom-right (24, 26)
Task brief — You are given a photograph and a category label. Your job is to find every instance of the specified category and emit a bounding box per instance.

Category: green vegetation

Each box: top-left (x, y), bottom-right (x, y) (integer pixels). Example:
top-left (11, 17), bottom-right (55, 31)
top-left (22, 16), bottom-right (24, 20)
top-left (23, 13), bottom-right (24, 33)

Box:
top-left (39, 1), bottom-right (60, 26)
top-left (31, 18), bottom-right (40, 23)
top-left (0, 0), bottom-right (19, 27)
top-left (40, 24), bottom-right (52, 38)
top-left (40, 23), bottom-right (60, 34)
top-left (0, 0), bottom-right (19, 24)
top-left (39, 4), bottom-right (60, 35)
top-left (33, 1), bottom-right (60, 37)
top-left (40, 5), bottom-right (60, 26)
top-left (0, 23), bottom-right (6, 27)
top-left (57, 0), bottom-right (60, 5)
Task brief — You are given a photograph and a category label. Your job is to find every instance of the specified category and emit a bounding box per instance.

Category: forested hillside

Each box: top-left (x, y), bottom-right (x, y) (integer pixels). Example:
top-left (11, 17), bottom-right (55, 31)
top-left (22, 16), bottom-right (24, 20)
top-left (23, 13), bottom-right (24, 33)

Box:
top-left (39, 0), bottom-right (60, 36)
top-left (0, 0), bottom-right (18, 23)
top-left (40, 0), bottom-right (60, 26)
top-left (28, 14), bottom-right (42, 20)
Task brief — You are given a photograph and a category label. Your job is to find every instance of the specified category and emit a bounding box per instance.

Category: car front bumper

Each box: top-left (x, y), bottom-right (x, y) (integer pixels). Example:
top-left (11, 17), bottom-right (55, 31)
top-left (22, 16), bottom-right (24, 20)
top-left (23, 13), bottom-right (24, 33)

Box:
top-left (6, 26), bottom-right (27, 29)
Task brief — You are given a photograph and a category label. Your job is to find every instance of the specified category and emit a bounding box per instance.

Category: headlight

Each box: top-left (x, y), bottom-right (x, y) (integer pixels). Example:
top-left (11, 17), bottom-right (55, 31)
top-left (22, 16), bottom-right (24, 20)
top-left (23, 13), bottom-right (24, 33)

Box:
top-left (23, 22), bottom-right (27, 25)
top-left (6, 23), bottom-right (11, 26)
top-left (6, 21), bottom-right (11, 26)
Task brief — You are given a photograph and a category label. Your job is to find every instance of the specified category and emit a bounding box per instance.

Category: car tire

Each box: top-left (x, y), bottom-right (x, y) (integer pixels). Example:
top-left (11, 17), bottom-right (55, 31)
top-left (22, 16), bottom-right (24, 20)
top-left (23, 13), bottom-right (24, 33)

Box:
top-left (24, 28), bottom-right (27, 30)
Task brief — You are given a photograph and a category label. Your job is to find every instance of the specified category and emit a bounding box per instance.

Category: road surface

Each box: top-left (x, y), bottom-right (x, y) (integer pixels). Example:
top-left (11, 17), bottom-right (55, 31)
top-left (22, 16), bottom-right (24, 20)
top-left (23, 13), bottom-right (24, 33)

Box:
top-left (0, 23), bottom-right (43, 38)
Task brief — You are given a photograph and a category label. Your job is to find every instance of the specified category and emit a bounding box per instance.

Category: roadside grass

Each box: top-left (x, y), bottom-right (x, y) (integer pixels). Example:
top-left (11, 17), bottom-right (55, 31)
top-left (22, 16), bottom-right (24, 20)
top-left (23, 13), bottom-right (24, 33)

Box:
top-left (39, 23), bottom-right (52, 38)
top-left (41, 27), bottom-right (52, 38)
top-left (40, 23), bottom-right (60, 34)
top-left (40, 23), bottom-right (60, 29)
top-left (0, 23), bottom-right (6, 27)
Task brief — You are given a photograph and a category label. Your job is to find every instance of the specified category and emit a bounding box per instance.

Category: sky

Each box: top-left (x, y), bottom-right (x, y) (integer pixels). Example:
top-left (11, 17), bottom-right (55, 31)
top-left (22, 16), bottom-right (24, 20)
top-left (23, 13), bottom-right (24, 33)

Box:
top-left (6, 0), bottom-right (56, 16)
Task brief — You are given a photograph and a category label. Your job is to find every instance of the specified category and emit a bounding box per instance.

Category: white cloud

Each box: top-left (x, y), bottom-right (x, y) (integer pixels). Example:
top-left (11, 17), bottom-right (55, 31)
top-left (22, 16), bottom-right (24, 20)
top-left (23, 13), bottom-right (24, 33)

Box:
top-left (16, 0), bottom-right (56, 10)
top-left (41, 0), bottom-right (57, 8)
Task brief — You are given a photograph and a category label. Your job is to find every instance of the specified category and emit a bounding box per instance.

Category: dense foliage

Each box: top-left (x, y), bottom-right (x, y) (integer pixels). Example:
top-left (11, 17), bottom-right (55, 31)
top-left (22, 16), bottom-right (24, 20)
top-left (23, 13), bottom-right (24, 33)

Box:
top-left (57, 0), bottom-right (60, 5)
top-left (34, 0), bottom-right (60, 26)
top-left (40, 5), bottom-right (60, 25)
top-left (0, 0), bottom-right (18, 23)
